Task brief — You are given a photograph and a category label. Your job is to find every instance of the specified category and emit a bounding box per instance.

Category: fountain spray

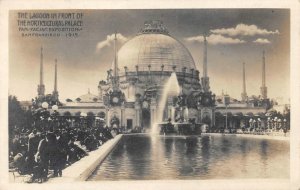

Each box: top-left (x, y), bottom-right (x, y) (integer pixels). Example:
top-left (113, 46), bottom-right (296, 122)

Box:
top-left (151, 72), bottom-right (181, 134)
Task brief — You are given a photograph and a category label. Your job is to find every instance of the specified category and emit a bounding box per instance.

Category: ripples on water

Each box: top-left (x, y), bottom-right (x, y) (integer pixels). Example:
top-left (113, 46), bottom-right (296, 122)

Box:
top-left (88, 135), bottom-right (289, 181)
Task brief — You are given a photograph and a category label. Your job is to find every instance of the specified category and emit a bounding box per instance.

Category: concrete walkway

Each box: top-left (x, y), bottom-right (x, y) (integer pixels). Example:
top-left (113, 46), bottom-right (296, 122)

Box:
top-left (47, 134), bottom-right (123, 183)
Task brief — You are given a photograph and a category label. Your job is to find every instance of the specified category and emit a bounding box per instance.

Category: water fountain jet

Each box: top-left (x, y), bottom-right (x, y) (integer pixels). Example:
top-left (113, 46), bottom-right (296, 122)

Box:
top-left (151, 72), bottom-right (180, 135)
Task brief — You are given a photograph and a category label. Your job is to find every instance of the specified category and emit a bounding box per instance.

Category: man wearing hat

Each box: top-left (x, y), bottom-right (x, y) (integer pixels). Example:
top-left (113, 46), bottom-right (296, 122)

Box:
top-left (35, 132), bottom-right (50, 181)
top-left (27, 128), bottom-right (40, 173)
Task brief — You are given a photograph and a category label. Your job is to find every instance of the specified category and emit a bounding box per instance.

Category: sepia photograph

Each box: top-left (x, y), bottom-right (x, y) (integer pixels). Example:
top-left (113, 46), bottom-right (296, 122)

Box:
top-left (1, 1), bottom-right (300, 190)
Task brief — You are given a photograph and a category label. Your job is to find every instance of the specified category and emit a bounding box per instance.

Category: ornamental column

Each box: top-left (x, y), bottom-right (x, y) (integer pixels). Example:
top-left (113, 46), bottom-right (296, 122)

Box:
top-left (106, 108), bottom-right (110, 126)
top-left (183, 106), bottom-right (189, 121)
top-left (171, 107), bottom-right (176, 123)
top-left (135, 101), bottom-right (141, 127)
top-left (121, 104), bottom-right (125, 128)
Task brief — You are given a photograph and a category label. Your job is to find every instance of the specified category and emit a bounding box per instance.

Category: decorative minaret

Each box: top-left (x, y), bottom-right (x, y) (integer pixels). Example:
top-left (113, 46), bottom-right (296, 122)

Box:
top-left (203, 35), bottom-right (207, 78)
top-left (112, 32), bottom-right (119, 91)
top-left (37, 46), bottom-right (45, 97)
top-left (260, 50), bottom-right (268, 99)
top-left (52, 58), bottom-right (59, 101)
top-left (201, 34), bottom-right (210, 92)
top-left (241, 62), bottom-right (247, 102)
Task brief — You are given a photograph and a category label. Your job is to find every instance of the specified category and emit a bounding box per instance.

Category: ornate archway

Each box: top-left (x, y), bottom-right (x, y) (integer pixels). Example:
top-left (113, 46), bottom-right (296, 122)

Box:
top-left (202, 115), bottom-right (211, 125)
top-left (110, 115), bottom-right (120, 128)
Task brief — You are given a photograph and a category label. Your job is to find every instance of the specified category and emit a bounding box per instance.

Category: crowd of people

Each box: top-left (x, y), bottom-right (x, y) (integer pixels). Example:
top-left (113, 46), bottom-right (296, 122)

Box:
top-left (9, 125), bottom-right (116, 183)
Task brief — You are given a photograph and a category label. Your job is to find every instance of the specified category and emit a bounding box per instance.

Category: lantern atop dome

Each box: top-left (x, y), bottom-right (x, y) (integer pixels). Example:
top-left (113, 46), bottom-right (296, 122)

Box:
top-left (139, 20), bottom-right (169, 35)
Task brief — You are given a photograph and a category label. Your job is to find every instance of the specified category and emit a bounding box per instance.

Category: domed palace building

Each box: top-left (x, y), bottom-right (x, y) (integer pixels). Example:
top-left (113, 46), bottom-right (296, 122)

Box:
top-left (58, 20), bottom-right (216, 130)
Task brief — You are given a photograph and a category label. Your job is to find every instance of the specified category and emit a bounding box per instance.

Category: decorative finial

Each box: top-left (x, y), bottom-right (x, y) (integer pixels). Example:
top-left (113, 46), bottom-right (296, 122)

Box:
top-left (140, 20), bottom-right (169, 34)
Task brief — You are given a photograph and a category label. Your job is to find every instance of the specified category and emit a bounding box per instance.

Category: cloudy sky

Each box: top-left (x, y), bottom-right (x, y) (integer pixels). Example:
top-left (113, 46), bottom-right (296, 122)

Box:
top-left (9, 9), bottom-right (290, 103)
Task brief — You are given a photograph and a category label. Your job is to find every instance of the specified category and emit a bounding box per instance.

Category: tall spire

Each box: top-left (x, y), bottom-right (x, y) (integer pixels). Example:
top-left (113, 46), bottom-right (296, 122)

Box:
top-left (40, 46), bottom-right (43, 85)
top-left (262, 50), bottom-right (266, 87)
top-left (260, 50), bottom-right (268, 99)
top-left (241, 62), bottom-right (247, 102)
top-left (201, 34), bottom-right (210, 92)
top-left (203, 35), bottom-right (208, 78)
top-left (52, 58), bottom-right (59, 101)
top-left (54, 59), bottom-right (57, 92)
top-left (37, 46), bottom-right (45, 97)
top-left (112, 32), bottom-right (119, 91)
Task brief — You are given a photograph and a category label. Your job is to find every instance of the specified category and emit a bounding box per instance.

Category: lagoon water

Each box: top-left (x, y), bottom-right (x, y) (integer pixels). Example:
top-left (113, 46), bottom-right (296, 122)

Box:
top-left (88, 134), bottom-right (289, 180)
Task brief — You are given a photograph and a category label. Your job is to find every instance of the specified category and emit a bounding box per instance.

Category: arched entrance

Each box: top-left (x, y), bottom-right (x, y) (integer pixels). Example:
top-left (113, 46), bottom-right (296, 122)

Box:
top-left (142, 108), bottom-right (151, 128)
top-left (202, 115), bottom-right (211, 126)
top-left (110, 115), bottom-right (120, 128)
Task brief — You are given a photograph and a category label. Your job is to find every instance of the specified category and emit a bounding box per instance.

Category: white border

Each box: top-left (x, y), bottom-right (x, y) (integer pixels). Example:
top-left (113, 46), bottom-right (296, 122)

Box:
top-left (0, 0), bottom-right (299, 190)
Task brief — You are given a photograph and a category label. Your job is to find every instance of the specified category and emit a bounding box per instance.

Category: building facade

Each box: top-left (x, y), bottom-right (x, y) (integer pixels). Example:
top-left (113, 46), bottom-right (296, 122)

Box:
top-left (35, 20), bottom-right (274, 131)
top-left (58, 20), bottom-right (216, 130)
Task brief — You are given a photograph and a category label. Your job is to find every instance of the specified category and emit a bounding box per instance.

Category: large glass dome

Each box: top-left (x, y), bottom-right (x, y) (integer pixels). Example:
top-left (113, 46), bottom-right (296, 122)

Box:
top-left (117, 21), bottom-right (196, 72)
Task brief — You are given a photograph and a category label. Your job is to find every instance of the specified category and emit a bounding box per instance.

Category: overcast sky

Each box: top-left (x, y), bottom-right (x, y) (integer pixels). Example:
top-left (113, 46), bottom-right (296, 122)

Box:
top-left (9, 9), bottom-right (290, 103)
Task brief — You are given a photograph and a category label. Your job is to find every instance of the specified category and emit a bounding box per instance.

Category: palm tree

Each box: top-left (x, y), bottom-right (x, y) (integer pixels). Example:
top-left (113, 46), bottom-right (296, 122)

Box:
top-left (8, 95), bottom-right (28, 132)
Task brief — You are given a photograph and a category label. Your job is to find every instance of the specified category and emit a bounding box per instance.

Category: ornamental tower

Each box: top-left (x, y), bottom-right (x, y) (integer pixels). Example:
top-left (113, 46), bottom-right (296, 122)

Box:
top-left (241, 62), bottom-right (247, 102)
top-left (37, 46), bottom-right (45, 97)
top-left (260, 50), bottom-right (268, 99)
top-left (52, 58), bottom-right (59, 101)
top-left (112, 32), bottom-right (120, 91)
top-left (201, 34), bottom-right (210, 92)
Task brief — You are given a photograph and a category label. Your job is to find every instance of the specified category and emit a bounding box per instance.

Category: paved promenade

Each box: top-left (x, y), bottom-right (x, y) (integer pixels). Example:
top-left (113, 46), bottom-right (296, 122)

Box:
top-left (9, 134), bottom-right (123, 183)
top-left (48, 134), bottom-right (122, 183)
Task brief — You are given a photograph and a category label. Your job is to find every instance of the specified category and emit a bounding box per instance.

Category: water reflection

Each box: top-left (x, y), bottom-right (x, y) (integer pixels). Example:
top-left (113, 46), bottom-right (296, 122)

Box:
top-left (221, 137), bottom-right (232, 156)
top-left (239, 139), bottom-right (248, 155)
top-left (88, 135), bottom-right (289, 181)
top-left (200, 136), bottom-right (210, 176)
top-left (260, 140), bottom-right (269, 177)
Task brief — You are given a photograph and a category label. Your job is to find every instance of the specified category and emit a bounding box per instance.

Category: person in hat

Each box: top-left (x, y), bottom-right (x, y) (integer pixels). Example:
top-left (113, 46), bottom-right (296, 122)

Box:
top-left (56, 129), bottom-right (69, 177)
top-left (46, 131), bottom-right (61, 177)
top-left (27, 128), bottom-right (40, 173)
top-left (35, 133), bottom-right (50, 181)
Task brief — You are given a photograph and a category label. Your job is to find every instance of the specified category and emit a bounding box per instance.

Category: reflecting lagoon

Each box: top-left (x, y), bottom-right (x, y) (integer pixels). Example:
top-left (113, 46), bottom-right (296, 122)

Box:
top-left (88, 134), bottom-right (289, 180)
